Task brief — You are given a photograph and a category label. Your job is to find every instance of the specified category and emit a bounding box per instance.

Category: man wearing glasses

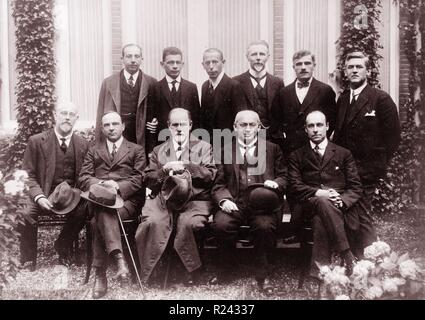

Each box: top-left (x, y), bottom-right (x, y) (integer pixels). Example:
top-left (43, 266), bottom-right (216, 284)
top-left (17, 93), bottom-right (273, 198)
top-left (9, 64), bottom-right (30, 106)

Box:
top-left (20, 102), bottom-right (89, 269)
top-left (146, 47), bottom-right (200, 154)
top-left (136, 108), bottom-right (216, 286)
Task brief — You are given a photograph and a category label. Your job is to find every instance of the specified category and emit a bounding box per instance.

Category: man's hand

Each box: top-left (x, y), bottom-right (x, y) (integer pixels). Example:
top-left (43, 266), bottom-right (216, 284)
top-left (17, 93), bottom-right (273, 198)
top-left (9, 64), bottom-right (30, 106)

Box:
top-left (264, 180), bottom-right (278, 189)
top-left (146, 118), bottom-right (158, 134)
top-left (221, 199), bottom-right (239, 214)
top-left (163, 161), bottom-right (185, 175)
top-left (315, 188), bottom-right (344, 208)
top-left (37, 197), bottom-right (53, 212)
top-left (102, 180), bottom-right (120, 190)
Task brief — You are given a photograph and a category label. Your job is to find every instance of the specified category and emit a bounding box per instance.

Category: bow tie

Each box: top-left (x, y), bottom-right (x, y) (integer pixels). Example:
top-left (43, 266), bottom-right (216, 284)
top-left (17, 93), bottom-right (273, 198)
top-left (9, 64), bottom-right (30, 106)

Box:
top-left (297, 81), bottom-right (309, 89)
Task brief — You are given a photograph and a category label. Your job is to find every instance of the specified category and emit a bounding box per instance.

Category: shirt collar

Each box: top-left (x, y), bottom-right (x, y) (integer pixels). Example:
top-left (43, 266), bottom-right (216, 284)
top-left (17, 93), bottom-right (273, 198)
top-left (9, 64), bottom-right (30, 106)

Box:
top-left (210, 71), bottom-right (225, 89)
top-left (296, 76), bottom-right (313, 88)
top-left (351, 81), bottom-right (367, 98)
top-left (54, 128), bottom-right (73, 145)
top-left (107, 136), bottom-right (124, 152)
top-left (172, 137), bottom-right (188, 151)
top-left (165, 74), bottom-right (181, 84)
top-left (249, 68), bottom-right (267, 79)
top-left (309, 138), bottom-right (328, 151)
top-left (123, 69), bottom-right (140, 82)
top-left (238, 137), bottom-right (258, 149)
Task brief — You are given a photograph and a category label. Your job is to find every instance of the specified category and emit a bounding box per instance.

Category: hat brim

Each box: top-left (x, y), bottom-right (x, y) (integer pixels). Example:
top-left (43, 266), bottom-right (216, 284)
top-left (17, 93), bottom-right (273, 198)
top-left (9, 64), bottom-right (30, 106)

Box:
top-left (246, 183), bottom-right (281, 196)
top-left (48, 189), bottom-right (81, 215)
top-left (80, 191), bottom-right (124, 209)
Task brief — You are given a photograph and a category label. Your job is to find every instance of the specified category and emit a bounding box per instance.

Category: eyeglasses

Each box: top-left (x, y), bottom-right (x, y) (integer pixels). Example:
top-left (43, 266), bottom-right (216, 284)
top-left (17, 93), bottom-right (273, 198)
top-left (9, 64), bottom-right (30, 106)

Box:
top-left (58, 111), bottom-right (77, 117)
top-left (169, 122), bottom-right (190, 128)
top-left (236, 122), bottom-right (258, 129)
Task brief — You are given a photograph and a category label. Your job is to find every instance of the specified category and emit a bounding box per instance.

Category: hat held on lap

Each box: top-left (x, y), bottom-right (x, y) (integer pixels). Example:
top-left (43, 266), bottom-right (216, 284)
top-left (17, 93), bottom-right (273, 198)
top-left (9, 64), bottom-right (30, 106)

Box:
top-left (245, 183), bottom-right (281, 215)
top-left (159, 169), bottom-right (192, 212)
top-left (81, 183), bottom-right (124, 209)
top-left (48, 181), bottom-right (81, 215)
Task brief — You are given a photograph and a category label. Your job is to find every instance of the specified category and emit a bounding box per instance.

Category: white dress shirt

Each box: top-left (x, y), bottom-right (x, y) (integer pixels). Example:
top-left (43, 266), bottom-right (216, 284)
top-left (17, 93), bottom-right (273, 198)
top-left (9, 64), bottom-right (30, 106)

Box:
top-left (172, 138), bottom-right (188, 160)
top-left (210, 71), bottom-right (225, 90)
top-left (350, 81), bottom-right (367, 103)
top-left (295, 77), bottom-right (313, 104)
top-left (123, 69), bottom-right (140, 85)
top-left (249, 69), bottom-right (267, 88)
top-left (238, 137), bottom-right (257, 158)
top-left (107, 136), bottom-right (124, 155)
top-left (54, 128), bottom-right (72, 147)
top-left (166, 74), bottom-right (181, 91)
top-left (309, 138), bottom-right (328, 157)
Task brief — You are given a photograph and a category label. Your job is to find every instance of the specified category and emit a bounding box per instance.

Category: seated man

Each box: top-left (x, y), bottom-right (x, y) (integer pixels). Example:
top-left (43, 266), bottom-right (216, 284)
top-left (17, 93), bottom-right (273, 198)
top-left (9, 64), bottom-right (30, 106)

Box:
top-left (288, 110), bottom-right (376, 278)
top-left (79, 111), bottom-right (146, 299)
top-left (210, 110), bottom-right (287, 293)
top-left (136, 108), bottom-right (217, 286)
top-left (20, 102), bottom-right (89, 269)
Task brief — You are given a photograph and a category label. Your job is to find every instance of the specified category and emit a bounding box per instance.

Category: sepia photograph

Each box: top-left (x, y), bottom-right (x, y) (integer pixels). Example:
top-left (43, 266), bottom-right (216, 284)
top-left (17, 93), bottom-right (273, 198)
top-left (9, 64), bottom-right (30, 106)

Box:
top-left (0, 0), bottom-right (424, 307)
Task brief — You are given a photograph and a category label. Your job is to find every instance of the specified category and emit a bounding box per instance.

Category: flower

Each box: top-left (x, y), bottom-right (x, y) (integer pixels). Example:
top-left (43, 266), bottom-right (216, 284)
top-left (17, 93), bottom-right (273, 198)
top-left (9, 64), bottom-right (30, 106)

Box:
top-left (0, 170), bottom-right (3, 181)
top-left (13, 169), bottom-right (28, 182)
top-left (364, 286), bottom-right (383, 299)
top-left (382, 277), bottom-right (405, 293)
top-left (3, 179), bottom-right (26, 196)
top-left (364, 241), bottom-right (391, 261)
top-left (399, 260), bottom-right (420, 279)
top-left (353, 260), bottom-right (375, 277)
top-left (0, 208), bottom-right (3, 216)
top-left (335, 294), bottom-right (350, 300)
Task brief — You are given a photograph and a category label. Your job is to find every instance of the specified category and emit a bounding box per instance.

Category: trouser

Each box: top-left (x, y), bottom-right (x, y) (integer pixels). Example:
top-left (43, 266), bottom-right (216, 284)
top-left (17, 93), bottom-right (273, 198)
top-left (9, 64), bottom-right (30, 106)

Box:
top-left (18, 199), bottom-right (87, 263)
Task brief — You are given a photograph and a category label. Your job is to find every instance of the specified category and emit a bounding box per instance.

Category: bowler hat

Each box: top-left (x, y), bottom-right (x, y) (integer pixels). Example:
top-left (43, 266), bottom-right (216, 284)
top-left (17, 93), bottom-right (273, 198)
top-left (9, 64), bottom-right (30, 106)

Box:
top-left (81, 183), bottom-right (124, 209)
top-left (159, 170), bottom-right (193, 212)
top-left (48, 181), bottom-right (81, 215)
top-left (245, 183), bottom-right (282, 215)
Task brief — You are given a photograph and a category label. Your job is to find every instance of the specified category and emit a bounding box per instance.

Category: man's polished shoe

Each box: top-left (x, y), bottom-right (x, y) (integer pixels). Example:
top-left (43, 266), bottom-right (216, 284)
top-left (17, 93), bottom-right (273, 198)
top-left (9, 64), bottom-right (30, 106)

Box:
top-left (92, 268), bottom-right (107, 299)
top-left (113, 252), bottom-right (130, 280)
top-left (256, 277), bottom-right (274, 296)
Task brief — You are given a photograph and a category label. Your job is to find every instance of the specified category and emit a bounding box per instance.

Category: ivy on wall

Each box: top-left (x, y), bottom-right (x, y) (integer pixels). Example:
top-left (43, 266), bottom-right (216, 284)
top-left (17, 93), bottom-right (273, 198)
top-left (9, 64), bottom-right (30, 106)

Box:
top-left (337, 0), bottom-right (383, 90)
top-left (373, 0), bottom-right (425, 214)
top-left (4, 0), bottom-right (56, 171)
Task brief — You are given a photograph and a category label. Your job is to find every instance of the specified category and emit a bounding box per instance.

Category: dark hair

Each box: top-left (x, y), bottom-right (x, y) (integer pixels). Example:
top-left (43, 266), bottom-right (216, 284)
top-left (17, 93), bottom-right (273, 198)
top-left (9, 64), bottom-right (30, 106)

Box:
top-left (292, 50), bottom-right (315, 64)
top-left (345, 51), bottom-right (371, 69)
top-left (122, 43), bottom-right (142, 57)
top-left (162, 46), bottom-right (183, 61)
top-left (203, 48), bottom-right (224, 61)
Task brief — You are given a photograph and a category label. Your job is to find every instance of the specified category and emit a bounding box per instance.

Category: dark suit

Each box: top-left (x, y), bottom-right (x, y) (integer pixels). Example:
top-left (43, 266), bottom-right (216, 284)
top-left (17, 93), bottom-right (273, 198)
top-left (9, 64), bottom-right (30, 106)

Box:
top-left (233, 71), bottom-right (284, 131)
top-left (211, 139), bottom-right (287, 280)
top-left (146, 77), bottom-right (200, 153)
top-left (79, 138), bottom-right (146, 268)
top-left (271, 78), bottom-right (336, 158)
top-left (96, 70), bottom-right (156, 150)
top-left (21, 129), bottom-right (89, 262)
top-left (200, 74), bottom-right (247, 139)
top-left (136, 135), bottom-right (216, 282)
top-left (288, 141), bottom-right (376, 276)
top-left (333, 85), bottom-right (401, 194)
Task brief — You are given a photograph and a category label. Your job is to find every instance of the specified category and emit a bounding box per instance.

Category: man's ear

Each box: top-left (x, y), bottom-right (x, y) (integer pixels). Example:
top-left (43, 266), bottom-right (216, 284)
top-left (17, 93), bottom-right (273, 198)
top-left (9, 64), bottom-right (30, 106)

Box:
top-left (222, 59), bottom-right (226, 64)
top-left (160, 61), bottom-right (165, 68)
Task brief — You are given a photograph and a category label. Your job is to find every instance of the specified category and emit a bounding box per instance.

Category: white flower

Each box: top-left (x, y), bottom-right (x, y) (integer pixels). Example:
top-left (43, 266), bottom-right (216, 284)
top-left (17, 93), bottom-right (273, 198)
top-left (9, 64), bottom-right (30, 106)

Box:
top-left (353, 260), bottom-right (375, 277)
top-left (4, 180), bottom-right (25, 196)
top-left (364, 241), bottom-right (391, 261)
top-left (399, 260), bottom-right (419, 279)
top-left (364, 286), bottom-right (383, 299)
top-left (382, 278), bottom-right (400, 293)
top-left (0, 170), bottom-right (3, 181)
top-left (13, 169), bottom-right (28, 182)
top-left (335, 294), bottom-right (350, 300)
top-left (0, 208), bottom-right (3, 216)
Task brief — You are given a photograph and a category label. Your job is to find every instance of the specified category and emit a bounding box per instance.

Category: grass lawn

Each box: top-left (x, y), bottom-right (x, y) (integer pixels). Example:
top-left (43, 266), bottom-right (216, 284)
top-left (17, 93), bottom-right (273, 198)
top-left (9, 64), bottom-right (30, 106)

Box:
top-left (2, 210), bottom-right (425, 300)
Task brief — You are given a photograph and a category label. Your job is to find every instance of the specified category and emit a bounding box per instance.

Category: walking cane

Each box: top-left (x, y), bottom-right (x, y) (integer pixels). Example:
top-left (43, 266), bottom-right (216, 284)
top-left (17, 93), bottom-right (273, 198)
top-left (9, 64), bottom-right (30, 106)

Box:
top-left (116, 212), bottom-right (146, 299)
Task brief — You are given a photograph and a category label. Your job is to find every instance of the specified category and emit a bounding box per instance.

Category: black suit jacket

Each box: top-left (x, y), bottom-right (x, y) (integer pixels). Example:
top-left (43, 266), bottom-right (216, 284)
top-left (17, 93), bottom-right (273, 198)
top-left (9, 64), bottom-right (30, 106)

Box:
top-left (233, 71), bottom-right (284, 127)
top-left (288, 142), bottom-right (363, 228)
top-left (333, 84), bottom-right (401, 185)
top-left (271, 78), bottom-right (336, 157)
top-left (212, 139), bottom-right (287, 207)
top-left (146, 77), bottom-right (200, 153)
top-left (200, 73), bottom-right (247, 137)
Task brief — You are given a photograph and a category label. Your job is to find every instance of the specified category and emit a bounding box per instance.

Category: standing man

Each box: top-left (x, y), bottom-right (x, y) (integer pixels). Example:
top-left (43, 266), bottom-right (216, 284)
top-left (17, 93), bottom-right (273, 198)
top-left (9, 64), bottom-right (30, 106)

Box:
top-left (210, 110), bottom-right (286, 293)
top-left (136, 108), bottom-right (216, 286)
top-left (146, 47), bottom-right (200, 153)
top-left (96, 43), bottom-right (157, 152)
top-left (333, 51), bottom-right (401, 210)
top-left (271, 50), bottom-right (336, 158)
top-left (234, 40), bottom-right (284, 135)
top-left (79, 111), bottom-right (146, 299)
top-left (288, 110), bottom-right (375, 277)
top-left (200, 48), bottom-right (246, 139)
top-left (21, 102), bottom-right (89, 269)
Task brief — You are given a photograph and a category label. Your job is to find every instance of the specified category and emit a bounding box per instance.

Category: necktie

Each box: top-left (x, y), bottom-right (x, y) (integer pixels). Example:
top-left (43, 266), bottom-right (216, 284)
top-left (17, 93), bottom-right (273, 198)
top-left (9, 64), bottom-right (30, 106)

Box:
top-left (350, 92), bottom-right (358, 107)
top-left (250, 74), bottom-right (266, 91)
top-left (128, 75), bottom-right (134, 88)
top-left (111, 143), bottom-right (117, 160)
top-left (314, 144), bottom-right (323, 163)
top-left (60, 138), bottom-right (67, 153)
top-left (297, 81), bottom-right (309, 89)
top-left (171, 80), bottom-right (178, 107)
top-left (208, 82), bottom-right (214, 96)
top-left (176, 142), bottom-right (183, 161)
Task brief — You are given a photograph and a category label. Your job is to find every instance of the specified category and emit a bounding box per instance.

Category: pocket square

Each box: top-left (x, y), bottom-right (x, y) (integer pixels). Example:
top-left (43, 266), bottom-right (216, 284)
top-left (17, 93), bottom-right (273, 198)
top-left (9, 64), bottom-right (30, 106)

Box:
top-left (365, 110), bottom-right (376, 117)
top-left (335, 166), bottom-right (340, 170)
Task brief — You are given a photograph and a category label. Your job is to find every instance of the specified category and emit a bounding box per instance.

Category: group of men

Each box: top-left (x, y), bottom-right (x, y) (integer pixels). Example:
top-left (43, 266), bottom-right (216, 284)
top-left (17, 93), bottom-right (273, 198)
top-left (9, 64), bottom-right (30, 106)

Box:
top-left (19, 40), bottom-right (401, 299)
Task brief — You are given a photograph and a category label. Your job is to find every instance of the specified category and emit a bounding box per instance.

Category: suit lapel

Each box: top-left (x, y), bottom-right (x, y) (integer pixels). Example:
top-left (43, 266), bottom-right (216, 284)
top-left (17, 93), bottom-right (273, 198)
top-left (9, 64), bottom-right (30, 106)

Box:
top-left (304, 145), bottom-right (321, 169)
top-left (160, 78), bottom-right (173, 109)
top-left (97, 141), bottom-right (112, 166)
top-left (108, 73), bottom-right (121, 112)
top-left (345, 85), bottom-right (371, 125)
top-left (265, 74), bottom-right (277, 111)
top-left (321, 142), bottom-right (336, 169)
top-left (337, 91), bottom-right (350, 131)
top-left (232, 140), bottom-right (241, 193)
top-left (299, 78), bottom-right (319, 115)
top-left (138, 72), bottom-right (150, 107)
top-left (241, 72), bottom-right (256, 108)
top-left (179, 79), bottom-right (189, 106)
top-left (211, 74), bottom-right (230, 120)
top-left (111, 139), bottom-right (131, 166)
top-left (41, 130), bottom-right (57, 193)
top-left (72, 135), bottom-right (83, 182)
top-left (288, 81), bottom-right (300, 112)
